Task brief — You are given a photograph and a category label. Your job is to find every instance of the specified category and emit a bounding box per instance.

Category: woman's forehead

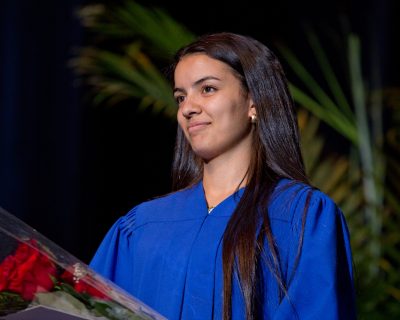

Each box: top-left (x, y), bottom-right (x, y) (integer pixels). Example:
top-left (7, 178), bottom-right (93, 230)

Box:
top-left (174, 54), bottom-right (233, 84)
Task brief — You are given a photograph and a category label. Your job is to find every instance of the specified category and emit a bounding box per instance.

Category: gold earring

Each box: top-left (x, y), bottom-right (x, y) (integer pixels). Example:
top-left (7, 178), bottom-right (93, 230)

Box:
top-left (251, 114), bottom-right (257, 124)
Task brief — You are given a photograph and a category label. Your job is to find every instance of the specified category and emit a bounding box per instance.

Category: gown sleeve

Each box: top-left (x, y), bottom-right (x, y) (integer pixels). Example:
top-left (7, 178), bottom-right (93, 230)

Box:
top-left (89, 207), bottom-right (137, 289)
top-left (272, 189), bottom-right (357, 320)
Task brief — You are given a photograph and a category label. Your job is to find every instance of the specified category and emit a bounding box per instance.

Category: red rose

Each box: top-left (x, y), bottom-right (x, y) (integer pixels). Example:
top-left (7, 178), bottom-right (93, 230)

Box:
top-left (60, 268), bottom-right (74, 284)
top-left (0, 240), bottom-right (57, 300)
top-left (0, 255), bottom-right (16, 291)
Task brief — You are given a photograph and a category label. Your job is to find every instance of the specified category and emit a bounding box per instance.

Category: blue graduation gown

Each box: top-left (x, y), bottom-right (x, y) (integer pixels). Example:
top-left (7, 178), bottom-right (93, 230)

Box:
top-left (89, 179), bottom-right (356, 319)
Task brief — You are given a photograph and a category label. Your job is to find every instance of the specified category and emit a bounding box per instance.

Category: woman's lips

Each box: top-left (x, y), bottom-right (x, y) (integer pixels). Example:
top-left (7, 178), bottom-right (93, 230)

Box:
top-left (187, 121), bottom-right (211, 134)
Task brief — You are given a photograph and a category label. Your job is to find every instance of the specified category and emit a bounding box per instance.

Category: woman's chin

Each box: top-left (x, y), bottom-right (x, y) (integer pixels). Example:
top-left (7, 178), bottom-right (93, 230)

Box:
top-left (191, 147), bottom-right (217, 163)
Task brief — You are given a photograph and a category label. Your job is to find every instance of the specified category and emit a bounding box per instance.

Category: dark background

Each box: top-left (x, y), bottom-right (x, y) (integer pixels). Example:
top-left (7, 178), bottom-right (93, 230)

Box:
top-left (0, 0), bottom-right (398, 264)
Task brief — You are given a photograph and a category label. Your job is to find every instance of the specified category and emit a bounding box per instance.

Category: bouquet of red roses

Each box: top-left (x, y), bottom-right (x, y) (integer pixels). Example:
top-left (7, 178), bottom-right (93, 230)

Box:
top-left (0, 207), bottom-right (165, 320)
top-left (0, 239), bottom-right (110, 317)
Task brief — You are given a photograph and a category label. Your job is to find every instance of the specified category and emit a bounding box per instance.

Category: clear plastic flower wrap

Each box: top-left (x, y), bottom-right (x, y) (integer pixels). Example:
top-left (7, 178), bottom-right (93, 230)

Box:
top-left (0, 206), bottom-right (167, 320)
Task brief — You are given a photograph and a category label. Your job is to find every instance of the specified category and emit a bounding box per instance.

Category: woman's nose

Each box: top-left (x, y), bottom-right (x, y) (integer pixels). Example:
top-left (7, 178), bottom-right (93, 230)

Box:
top-left (181, 95), bottom-right (202, 119)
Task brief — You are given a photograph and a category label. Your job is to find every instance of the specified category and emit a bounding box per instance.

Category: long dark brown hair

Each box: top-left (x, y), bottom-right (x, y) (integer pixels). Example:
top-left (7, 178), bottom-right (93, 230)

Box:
top-left (167, 32), bottom-right (310, 319)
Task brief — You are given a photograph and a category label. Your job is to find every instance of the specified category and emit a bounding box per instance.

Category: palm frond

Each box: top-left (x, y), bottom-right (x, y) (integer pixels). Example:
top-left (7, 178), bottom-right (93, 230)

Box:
top-left (71, 1), bottom-right (196, 118)
top-left (280, 26), bottom-right (400, 317)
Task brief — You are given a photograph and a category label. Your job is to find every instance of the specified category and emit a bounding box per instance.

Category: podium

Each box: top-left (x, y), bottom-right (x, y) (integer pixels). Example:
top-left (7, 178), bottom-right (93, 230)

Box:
top-left (0, 207), bottom-right (166, 320)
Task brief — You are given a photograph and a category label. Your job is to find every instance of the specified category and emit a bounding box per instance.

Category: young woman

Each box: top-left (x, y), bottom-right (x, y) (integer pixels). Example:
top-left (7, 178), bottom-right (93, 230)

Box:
top-left (90, 32), bottom-right (356, 319)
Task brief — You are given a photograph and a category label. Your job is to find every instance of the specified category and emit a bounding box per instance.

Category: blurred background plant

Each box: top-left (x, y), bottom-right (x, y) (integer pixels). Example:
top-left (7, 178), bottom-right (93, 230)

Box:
top-left (70, 1), bottom-right (400, 318)
top-left (277, 27), bottom-right (400, 317)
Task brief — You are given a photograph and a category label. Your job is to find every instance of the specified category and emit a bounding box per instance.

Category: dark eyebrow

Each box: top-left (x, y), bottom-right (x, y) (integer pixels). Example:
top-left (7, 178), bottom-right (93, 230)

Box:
top-left (173, 76), bottom-right (221, 94)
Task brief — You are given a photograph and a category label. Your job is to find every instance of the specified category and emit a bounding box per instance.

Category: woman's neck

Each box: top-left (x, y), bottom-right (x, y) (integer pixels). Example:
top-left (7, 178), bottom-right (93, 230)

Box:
top-left (202, 151), bottom-right (250, 208)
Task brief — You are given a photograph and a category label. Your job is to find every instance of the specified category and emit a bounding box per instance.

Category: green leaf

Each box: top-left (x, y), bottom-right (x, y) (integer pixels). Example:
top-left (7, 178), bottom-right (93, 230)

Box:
top-left (0, 292), bottom-right (29, 316)
top-left (290, 84), bottom-right (358, 144)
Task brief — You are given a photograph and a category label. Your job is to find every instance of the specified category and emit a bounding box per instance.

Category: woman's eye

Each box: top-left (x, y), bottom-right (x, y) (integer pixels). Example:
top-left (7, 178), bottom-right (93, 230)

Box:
top-left (202, 86), bottom-right (216, 94)
top-left (175, 95), bottom-right (185, 104)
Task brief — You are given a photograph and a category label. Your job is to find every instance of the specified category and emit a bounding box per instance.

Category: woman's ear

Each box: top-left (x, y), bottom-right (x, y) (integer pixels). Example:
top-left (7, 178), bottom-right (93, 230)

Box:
top-left (248, 98), bottom-right (256, 118)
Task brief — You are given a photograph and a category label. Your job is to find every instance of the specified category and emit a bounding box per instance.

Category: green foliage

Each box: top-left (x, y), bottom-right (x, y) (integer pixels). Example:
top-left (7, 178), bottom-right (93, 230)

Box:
top-left (70, 1), bottom-right (400, 318)
top-left (0, 292), bottom-right (29, 316)
top-left (278, 27), bottom-right (400, 318)
top-left (70, 1), bottom-right (195, 118)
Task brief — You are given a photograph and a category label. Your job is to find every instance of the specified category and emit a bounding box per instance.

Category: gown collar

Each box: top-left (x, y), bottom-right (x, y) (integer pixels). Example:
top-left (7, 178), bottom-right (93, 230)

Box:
top-left (189, 181), bottom-right (246, 217)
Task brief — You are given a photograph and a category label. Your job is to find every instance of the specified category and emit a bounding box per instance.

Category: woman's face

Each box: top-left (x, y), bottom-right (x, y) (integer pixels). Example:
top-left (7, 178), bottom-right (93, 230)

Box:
top-left (174, 53), bottom-right (255, 161)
